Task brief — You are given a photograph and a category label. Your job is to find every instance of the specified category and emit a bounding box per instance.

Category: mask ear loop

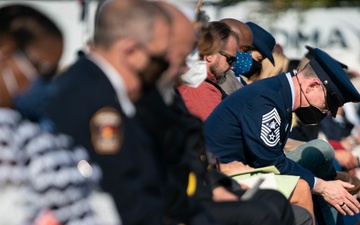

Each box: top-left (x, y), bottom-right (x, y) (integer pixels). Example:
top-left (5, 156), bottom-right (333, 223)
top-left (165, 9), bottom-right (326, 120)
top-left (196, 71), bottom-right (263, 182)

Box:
top-left (1, 51), bottom-right (39, 101)
top-left (295, 74), bottom-right (303, 108)
top-left (13, 51), bottom-right (37, 82)
top-left (1, 67), bottom-right (18, 97)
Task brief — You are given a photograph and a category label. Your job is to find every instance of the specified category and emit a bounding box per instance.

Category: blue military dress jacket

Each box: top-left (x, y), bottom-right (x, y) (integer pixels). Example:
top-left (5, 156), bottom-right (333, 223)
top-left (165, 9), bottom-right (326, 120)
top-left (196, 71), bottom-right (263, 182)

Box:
top-left (44, 56), bottom-right (165, 225)
top-left (205, 73), bottom-right (315, 188)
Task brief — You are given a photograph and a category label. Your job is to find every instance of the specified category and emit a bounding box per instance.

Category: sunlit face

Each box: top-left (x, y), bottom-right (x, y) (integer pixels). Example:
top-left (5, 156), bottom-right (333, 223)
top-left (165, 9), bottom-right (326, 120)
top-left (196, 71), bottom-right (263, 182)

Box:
top-left (210, 35), bottom-right (237, 83)
top-left (161, 25), bottom-right (197, 86)
top-left (129, 16), bottom-right (171, 98)
top-left (137, 16), bottom-right (171, 81)
top-left (222, 35), bottom-right (238, 64)
top-left (143, 17), bottom-right (170, 60)
top-left (209, 58), bottom-right (225, 83)
top-left (238, 31), bottom-right (252, 53)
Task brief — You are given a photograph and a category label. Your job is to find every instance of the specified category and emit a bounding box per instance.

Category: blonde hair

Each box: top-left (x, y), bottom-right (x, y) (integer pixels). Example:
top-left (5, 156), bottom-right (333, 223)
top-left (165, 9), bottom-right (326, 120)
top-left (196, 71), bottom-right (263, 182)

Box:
top-left (248, 47), bottom-right (289, 83)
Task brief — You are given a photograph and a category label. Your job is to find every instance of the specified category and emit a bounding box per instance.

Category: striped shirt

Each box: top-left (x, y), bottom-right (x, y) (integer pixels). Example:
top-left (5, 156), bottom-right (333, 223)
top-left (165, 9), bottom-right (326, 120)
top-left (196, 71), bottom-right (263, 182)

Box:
top-left (0, 108), bottom-right (101, 225)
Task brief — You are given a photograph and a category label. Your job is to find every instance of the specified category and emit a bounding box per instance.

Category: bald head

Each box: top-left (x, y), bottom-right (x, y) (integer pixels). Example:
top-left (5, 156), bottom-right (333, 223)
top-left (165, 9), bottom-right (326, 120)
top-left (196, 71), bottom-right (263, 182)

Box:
top-left (157, 1), bottom-right (195, 47)
top-left (156, 2), bottom-right (196, 86)
top-left (221, 18), bottom-right (253, 52)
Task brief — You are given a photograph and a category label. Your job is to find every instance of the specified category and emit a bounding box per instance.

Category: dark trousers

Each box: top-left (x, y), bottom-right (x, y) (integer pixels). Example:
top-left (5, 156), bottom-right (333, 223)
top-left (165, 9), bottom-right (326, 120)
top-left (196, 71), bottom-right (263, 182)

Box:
top-left (201, 189), bottom-right (312, 225)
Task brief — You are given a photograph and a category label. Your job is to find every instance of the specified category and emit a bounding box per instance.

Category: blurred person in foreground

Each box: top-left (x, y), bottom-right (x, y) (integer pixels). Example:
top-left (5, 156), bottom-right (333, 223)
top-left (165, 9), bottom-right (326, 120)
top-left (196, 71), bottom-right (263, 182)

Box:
top-left (0, 4), bottom-right (106, 225)
top-left (136, 2), bottom-right (313, 225)
top-left (43, 0), bottom-right (172, 224)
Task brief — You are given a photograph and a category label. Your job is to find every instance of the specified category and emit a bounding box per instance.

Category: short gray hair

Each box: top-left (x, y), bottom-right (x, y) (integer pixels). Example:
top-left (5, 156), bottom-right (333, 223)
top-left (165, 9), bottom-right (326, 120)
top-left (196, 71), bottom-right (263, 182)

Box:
top-left (93, 0), bottom-right (171, 49)
top-left (301, 62), bottom-right (317, 79)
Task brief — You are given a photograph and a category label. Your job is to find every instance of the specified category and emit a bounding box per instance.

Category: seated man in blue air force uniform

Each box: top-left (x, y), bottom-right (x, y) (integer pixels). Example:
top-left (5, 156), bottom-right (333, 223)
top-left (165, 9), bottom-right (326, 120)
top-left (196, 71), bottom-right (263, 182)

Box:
top-left (204, 47), bottom-right (360, 221)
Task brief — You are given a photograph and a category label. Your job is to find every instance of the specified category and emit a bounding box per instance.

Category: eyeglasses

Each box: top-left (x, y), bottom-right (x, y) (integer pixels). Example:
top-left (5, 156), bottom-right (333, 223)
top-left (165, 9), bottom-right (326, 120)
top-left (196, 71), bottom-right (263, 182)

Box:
top-left (218, 51), bottom-right (237, 66)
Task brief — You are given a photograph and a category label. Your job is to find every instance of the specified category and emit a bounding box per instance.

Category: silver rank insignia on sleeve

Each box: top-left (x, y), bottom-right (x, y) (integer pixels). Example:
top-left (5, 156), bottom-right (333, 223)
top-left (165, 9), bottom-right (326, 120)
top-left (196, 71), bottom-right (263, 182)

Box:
top-left (90, 107), bottom-right (124, 154)
top-left (260, 108), bottom-right (281, 147)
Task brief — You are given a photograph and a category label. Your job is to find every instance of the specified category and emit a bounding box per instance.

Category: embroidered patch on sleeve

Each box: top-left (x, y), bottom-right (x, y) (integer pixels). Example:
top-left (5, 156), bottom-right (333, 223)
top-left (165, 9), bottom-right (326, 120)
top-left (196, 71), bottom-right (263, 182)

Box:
top-left (90, 107), bottom-right (124, 155)
top-left (260, 108), bottom-right (281, 147)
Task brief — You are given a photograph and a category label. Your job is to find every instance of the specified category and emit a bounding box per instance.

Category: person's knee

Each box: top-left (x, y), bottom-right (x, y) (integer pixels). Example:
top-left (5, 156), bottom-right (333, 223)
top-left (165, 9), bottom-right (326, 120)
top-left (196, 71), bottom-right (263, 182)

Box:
top-left (290, 179), bottom-right (311, 204)
top-left (290, 179), bottom-right (314, 224)
top-left (306, 139), bottom-right (335, 161)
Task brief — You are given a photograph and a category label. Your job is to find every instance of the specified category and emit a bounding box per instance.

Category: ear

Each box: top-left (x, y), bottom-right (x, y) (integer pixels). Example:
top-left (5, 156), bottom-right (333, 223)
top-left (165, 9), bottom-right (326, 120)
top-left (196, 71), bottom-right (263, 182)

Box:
top-left (122, 38), bottom-right (139, 56)
top-left (204, 55), bottom-right (213, 63)
top-left (118, 37), bottom-right (148, 72)
top-left (306, 79), bottom-right (322, 93)
top-left (112, 37), bottom-right (140, 65)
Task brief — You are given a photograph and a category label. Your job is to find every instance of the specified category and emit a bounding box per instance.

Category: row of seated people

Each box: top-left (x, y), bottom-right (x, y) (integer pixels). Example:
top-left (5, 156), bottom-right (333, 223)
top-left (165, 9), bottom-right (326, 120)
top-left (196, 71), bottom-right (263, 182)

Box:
top-left (0, 1), bottom-right (313, 225)
top-left (177, 18), bottom-right (360, 225)
top-left (2, 1), bottom-right (360, 225)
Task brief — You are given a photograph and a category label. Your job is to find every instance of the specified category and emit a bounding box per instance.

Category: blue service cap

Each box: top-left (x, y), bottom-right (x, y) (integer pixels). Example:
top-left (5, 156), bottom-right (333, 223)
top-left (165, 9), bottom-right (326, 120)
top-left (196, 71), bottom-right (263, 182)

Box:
top-left (304, 45), bottom-right (316, 60)
top-left (246, 22), bottom-right (275, 66)
top-left (309, 48), bottom-right (360, 117)
top-left (305, 45), bottom-right (348, 69)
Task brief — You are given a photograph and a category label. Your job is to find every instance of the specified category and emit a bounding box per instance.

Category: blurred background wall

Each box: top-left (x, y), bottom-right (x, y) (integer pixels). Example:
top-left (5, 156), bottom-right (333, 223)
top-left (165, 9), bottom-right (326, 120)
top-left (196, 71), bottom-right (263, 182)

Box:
top-left (1, 0), bottom-right (358, 74)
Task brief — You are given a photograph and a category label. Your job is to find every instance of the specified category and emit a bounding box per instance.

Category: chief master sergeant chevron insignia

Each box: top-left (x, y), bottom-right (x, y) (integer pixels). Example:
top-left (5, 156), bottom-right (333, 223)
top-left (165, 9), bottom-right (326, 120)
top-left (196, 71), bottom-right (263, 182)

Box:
top-left (260, 108), bottom-right (281, 147)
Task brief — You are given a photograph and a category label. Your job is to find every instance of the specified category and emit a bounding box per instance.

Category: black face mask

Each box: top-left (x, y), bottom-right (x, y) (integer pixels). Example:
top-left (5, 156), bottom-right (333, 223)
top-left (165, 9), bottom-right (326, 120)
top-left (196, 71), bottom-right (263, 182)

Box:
top-left (294, 76), bottom-right (328, 125)
top-left (295, 106), bottom-right (327, 126)
top-left (242, 58), bottom-right (262, 78)
top-left (139, 56), bottom-right (169, 91)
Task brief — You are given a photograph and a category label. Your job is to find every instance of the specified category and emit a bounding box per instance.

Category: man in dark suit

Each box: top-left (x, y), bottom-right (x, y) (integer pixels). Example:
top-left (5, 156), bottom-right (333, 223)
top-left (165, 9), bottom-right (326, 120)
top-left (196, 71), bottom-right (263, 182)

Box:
top-left (43, 1), bottom-right (171, 224)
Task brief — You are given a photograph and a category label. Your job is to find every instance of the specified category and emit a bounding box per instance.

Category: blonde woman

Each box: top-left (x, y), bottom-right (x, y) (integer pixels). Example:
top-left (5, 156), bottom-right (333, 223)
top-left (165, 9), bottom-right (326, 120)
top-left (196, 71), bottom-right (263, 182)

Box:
top-left (248, 44), bottom-right (289, 83)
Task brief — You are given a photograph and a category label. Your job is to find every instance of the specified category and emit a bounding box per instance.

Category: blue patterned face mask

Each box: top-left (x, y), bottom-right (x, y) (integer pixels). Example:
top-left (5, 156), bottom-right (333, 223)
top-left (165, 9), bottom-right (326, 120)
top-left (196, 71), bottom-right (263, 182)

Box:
top-left (232, 51), bottom-right (252, 77)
